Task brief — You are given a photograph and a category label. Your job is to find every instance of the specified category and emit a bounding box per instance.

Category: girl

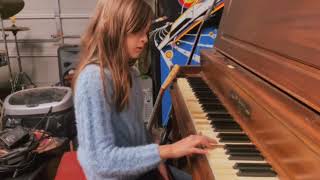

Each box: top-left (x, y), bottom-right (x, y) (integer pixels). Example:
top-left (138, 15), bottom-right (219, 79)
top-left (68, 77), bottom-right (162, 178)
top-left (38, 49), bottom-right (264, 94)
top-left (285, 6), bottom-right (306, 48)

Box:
top-left (73, 0), bottom-right (216, 179)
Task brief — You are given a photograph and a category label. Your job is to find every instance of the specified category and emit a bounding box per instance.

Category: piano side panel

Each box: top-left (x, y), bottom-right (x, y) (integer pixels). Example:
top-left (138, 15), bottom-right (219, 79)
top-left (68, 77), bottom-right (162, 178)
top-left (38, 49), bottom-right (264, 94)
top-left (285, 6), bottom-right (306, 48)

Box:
top-left (170, 81), bottom-right (215, 180)
top-left (201, 53), bottom-right (320, 180)
top-left (215, 0), bottom-right (320, 112)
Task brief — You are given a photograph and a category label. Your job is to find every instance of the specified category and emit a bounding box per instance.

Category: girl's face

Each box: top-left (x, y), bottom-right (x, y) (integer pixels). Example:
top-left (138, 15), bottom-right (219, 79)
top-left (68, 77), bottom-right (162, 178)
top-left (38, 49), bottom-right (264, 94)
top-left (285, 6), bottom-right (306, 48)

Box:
top-left (126, 22), bottom-right (150, 59)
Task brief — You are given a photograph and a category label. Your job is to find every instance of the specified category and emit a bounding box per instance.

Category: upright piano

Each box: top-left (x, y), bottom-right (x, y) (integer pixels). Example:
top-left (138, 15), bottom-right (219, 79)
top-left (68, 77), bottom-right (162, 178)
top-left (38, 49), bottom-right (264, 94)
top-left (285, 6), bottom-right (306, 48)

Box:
top-left (169, 1), bottom-right (320, 179)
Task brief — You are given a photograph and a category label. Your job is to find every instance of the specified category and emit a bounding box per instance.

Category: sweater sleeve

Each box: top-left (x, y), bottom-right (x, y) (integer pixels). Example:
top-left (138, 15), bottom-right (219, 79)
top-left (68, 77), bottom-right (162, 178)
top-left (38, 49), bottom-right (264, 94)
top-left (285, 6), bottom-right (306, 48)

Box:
top-left (74, 65), bottom-right (161, 178)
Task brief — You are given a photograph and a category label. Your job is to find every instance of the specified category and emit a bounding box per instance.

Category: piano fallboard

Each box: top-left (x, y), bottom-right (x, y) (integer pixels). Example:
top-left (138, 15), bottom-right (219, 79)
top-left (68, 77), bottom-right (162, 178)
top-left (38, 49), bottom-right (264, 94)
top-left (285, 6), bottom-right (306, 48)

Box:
top-left (215, 0), bottom-right (320, 112)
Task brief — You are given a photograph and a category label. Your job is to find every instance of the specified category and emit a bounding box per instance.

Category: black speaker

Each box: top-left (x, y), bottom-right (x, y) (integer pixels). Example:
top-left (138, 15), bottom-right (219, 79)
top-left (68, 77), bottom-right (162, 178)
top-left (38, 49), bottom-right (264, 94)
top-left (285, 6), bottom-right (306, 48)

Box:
top-left (57, 45), bottom-right (80, 86)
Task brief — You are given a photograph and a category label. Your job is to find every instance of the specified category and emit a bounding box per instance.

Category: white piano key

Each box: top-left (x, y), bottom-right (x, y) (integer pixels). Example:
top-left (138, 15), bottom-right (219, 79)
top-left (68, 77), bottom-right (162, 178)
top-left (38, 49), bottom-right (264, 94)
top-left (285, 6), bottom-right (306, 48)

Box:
top-left (176, 78), bottom-right (279, 180)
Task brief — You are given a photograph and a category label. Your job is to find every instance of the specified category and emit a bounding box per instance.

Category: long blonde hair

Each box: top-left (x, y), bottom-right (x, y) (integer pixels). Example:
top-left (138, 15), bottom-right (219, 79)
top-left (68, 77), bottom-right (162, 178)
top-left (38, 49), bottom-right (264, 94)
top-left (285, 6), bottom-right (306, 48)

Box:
top-left (73, 0), bottom-right (153, 112)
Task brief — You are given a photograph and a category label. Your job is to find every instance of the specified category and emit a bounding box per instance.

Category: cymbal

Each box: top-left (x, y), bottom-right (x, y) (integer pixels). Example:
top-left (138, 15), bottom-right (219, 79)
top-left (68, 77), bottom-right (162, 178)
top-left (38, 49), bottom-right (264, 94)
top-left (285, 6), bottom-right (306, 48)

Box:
top-left (0, 25), bottom-right (29, 32)
top-left (0, 0), bottom-right (24, 19)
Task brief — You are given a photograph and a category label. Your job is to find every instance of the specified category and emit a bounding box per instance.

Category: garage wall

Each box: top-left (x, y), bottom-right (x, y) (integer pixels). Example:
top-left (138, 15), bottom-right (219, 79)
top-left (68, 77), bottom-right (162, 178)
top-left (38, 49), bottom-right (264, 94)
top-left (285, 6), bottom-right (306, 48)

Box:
top-left (0, 0), bottom-right (155, 87)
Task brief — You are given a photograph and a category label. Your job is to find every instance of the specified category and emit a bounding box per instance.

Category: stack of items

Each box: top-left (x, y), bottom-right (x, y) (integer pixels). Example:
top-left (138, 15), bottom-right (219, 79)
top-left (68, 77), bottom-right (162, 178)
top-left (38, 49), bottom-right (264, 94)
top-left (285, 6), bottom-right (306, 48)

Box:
top-left (0, 86), bottom-right (76, 178)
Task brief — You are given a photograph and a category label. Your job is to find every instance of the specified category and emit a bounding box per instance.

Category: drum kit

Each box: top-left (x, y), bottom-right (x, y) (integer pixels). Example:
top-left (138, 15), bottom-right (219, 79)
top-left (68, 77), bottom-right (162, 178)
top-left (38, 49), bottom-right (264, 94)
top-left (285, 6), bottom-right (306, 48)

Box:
top-left (0, 0), bottom-right (36, 92)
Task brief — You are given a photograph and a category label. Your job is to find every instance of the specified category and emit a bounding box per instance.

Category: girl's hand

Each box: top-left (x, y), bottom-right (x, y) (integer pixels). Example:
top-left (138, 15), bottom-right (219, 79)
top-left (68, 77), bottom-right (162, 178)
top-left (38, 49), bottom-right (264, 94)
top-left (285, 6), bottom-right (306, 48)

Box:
top-left (159, 134), bottom-right (217, 159)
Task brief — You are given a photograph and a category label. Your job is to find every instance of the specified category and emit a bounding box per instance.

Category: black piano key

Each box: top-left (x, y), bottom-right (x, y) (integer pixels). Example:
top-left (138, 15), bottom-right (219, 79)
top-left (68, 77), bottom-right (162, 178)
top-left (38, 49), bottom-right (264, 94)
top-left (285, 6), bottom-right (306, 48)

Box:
top-left (197, 96), bottom-right (219, 100)
top-left (201, 102), bottom-right (224, 105)
top-left (195, 92), bottom-right (215, 97)
top-left (188, 83), bottom-right (208, 88)
top-left (190, 82), bottom-right (209, 86)
top-left (198, 98), bottom-right (220, 104)
top-left (209, 118), bottom-right (234, 123)
top-left (196, 95), bottom-right (214, 99)
top-left (207, 113), bottom-right (233, 122)
top-left (205, 110), bottom-right (229, 115)
top-left (194, 90), bottom-right (213, 94)
top-left (193, 89), bottom-right (211, 92)
top-left (196, 95), bottom-right (216, 100)
top-left (233, 163), bottom-right (272, 170)
top-left (202, 104), bottom-right (227, 111)
top-left (191, 86), bottom-right (209, 89)
top-left (218, 133), bottom-right (250, 143)
top-left (211, 122), bottom-right (242, 132)
top-left (227, 150), bottom-right (261, 157)
top-left (189, 80), bottom-right (207, 83)
top-left (193, 88), bottom-right (211, 92)
top-left (203, 105), bottom-right (229, 114)
top-left (191, 87), bottom-right (210, 90)
top-left (188, 82), bottom-right (208, 87)
top-left (193, 90), bottom-right (216, 95)
top-left (224, 144), bottom-right (256, 150)
top-left (213, 128), bottom-right (242, 133)
top-left (195, 92), bottom-right (216, 95)
top-left (228, 153), bottom-right (265, 161)
top-left (211, 121), bottom-right (241, 128)
top-left (213, 127), bottom-right (242, 133)
top-left (228, 151), bottom-right (261, 156)
top-left (236, 167), bottom-right (277, 177)
top-left (197, 97), bottom-right (222, 105)
top-left (195, 95), bottom-right (216, 100)
top-left (187, 76), bottom-right (203, 80)
top-left (226, 147), bottom-right (259, 153)
top-left (227, 149), bottom-right (260, 155)
top-left (190, 86), bottom-right (209, 90)
top-left (203, 107), bottom-right (225, 112)
top-left (194, 92), bottom-right (212, 95)
top-left (201, 102), bottom-right (223, 108)
top-left (187, 76), bottom-right (202, 79)
top-left (199, 101), bottom-right (221, 106)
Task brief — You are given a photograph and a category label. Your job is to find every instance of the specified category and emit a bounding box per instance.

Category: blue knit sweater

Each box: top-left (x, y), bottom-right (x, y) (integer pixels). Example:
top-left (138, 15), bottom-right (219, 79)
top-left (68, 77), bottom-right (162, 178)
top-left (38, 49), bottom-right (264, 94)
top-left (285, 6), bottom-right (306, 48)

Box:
top-left (74, 64), bottom-right (161, 180)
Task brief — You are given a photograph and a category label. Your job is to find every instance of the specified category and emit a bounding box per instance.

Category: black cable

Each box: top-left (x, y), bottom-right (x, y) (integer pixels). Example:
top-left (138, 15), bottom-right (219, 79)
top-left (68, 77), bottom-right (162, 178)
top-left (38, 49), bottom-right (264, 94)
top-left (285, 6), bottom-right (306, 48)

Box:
top-left (0, 132), bottom-right (38, 177)
top-left (0, 107), bottom-right (53, 177)
top-left (186, 0), bottom-right (218, 65)
top-left (32, 106), bottom-right (53, 131)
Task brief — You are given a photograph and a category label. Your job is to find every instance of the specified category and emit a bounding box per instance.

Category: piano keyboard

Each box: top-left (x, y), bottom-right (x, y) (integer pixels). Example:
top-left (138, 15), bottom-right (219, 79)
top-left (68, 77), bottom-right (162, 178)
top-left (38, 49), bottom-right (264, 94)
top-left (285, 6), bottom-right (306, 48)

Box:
top-left (177, 77), bottom-right (279, 180)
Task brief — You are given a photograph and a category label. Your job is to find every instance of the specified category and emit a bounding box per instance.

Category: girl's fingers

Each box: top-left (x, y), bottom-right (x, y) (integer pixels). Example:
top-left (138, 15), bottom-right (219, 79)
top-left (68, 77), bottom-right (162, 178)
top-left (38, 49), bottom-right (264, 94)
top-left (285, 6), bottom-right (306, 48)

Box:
top-left (199, 137), bottom-right (217, 149)
top-left (191, 148), bottom-right (208, 155)
top-left (205, 143), bottom-right (216, 149)
top-left (204, 136), bottom-right (217, 143)
top-left (209, 142), bottom-right (219, 148)
top-left (189, 135), bottom-right (217, 149)
top-left (197, 134), bottom-right (217, 143)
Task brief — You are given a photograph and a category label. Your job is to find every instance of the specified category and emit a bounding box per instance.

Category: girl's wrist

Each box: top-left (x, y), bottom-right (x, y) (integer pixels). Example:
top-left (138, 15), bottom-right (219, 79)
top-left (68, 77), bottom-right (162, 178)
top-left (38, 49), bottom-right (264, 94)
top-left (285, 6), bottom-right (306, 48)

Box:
top-left (159, 144), bottom-right (173, 159)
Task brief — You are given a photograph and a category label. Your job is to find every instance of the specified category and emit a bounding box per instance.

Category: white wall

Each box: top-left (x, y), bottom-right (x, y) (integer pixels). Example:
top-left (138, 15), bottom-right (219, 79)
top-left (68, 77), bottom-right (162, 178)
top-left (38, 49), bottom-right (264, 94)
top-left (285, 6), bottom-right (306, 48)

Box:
top-left (0, 0), bottom-right (155, 88)
top-left (0, 0), bottom-right (96, 87)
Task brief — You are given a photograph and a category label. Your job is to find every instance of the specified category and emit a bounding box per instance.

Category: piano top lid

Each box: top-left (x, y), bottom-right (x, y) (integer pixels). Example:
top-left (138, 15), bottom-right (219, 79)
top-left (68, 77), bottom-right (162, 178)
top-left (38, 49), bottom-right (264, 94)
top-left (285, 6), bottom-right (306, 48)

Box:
top-left (213, 0), bottom-right (320, 112)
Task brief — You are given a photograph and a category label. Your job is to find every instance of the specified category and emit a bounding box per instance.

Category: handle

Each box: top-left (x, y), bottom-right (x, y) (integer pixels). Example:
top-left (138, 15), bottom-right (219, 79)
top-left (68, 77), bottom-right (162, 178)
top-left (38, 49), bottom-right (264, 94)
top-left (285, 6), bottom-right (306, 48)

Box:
top-left (147, 65), bottom-right (180, 132)
top-left (161, 65), bottom-right (180, 90)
